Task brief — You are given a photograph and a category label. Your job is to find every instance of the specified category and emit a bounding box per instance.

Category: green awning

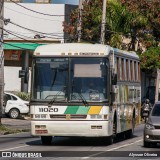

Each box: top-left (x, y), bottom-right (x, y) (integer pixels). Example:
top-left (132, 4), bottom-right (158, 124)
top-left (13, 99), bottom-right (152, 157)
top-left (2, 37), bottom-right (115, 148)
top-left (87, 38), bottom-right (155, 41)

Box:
top-left (4, 42), bottom-right (45, 50)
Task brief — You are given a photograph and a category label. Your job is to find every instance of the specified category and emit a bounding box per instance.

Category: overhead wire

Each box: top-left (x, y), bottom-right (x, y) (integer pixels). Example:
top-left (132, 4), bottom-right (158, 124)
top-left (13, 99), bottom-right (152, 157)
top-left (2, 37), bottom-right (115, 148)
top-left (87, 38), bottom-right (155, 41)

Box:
top-left (10, 0), bottom-right (70, 17)
top-left (6, 20), bottom-right (64, 38)
top-left (2, 28), bottom-right (41, 44)
top-left (4, 28), bottom-right (64, 39)
top-left (4, 6), bottom-right (63, 22)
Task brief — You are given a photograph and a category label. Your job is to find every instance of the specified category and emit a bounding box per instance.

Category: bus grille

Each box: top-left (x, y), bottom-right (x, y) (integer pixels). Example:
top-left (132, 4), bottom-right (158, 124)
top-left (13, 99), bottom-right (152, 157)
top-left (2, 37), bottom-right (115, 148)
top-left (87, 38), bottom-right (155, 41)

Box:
top-left (50, 114), bottom-right (87, 120)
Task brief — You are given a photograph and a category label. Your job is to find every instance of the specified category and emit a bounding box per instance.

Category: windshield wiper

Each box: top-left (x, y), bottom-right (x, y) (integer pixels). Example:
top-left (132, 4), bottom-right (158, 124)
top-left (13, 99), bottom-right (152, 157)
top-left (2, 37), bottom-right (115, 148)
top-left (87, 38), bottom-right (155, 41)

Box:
top-left (71, 92), bottom-right (89, 107)
top-left (71, 83), bottom-right (89, 107)
top-left (48, 86), bottom-right (66, 107)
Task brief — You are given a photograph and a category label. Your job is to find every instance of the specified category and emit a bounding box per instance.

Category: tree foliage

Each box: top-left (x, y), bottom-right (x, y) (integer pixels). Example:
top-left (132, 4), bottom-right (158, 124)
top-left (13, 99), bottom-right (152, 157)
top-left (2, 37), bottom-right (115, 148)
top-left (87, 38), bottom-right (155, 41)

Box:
top-left (63, 0), bottom-right (160, 69)
top-left (64, 0), bottom-right (103, 42)
top-left (140, 47), bottom-right (160, 70)
top-left (121, 0), bottom-right (160, 50)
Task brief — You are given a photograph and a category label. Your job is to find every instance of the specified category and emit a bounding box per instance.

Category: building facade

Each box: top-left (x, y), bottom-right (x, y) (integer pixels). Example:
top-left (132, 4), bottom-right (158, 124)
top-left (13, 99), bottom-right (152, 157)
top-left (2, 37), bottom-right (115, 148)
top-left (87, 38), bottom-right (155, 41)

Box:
top-left (4, 1), bottom-right (77, 92)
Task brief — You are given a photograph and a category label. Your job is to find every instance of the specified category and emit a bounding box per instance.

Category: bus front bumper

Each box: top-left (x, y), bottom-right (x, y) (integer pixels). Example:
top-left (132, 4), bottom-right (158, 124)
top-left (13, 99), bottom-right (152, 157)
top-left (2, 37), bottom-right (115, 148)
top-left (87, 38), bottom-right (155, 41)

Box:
top-left (31, 120), bottom-right (111, 137)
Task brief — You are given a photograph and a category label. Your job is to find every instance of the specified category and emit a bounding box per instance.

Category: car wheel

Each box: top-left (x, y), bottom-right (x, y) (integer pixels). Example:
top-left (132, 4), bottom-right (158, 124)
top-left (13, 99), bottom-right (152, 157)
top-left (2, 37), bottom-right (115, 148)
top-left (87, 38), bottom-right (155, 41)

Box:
top-left (143, 140), bottom-right (150, 147)
top-left (9, 108), bottom-right (20, 119)
top-left (41, 136), bottom-right (52, 145)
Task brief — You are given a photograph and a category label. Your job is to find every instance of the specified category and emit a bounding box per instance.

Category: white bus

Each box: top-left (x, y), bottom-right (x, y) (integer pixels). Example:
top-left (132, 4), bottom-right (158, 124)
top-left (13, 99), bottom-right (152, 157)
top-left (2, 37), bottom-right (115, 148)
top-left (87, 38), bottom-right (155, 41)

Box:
top-left (30, 43), bottom-right (141, 145)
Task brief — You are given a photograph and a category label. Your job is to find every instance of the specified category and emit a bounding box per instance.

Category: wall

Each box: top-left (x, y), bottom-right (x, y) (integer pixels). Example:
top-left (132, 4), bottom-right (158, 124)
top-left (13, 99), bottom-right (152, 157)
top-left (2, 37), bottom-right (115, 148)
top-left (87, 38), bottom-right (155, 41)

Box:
top-left (4, 3), bottom-right (77, 92)
top-left (4, 66), bottom-right (21, 91)
top-left (4, 66), bottom-right (31, 92)
top-left (4, 3), bottom-right (66, 41)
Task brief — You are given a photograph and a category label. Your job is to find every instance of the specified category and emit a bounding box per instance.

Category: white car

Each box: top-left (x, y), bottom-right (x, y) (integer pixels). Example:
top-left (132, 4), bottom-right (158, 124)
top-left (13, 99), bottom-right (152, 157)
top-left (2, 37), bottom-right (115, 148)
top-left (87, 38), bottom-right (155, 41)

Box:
top-left (4, 92), bottom-right (29, 119)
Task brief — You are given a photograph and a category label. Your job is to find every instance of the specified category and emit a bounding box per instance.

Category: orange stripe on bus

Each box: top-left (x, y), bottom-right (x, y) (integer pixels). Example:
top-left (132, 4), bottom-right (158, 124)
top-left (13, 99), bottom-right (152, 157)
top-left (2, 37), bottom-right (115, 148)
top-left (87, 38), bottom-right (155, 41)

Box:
top-left (88, 106), bottom-right (102, 114)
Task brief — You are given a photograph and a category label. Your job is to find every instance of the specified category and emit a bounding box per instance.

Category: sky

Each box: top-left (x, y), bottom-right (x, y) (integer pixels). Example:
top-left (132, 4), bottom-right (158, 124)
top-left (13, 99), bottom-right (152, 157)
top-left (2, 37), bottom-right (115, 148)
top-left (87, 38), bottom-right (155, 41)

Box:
top-left (24, 0), bottom-right (79, 5)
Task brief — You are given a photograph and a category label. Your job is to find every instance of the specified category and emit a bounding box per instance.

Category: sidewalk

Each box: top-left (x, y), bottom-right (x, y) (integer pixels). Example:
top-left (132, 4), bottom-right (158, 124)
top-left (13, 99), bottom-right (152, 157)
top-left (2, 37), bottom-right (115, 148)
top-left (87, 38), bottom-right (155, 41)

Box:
top-left (0, 117), bottom-right (31, 134)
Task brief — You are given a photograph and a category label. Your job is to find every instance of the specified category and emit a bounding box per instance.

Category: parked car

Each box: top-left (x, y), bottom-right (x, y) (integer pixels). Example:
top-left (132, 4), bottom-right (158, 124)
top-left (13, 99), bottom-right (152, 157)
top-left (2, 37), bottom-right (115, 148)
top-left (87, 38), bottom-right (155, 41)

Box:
top-left (143, 101), bottom-right (160, 147)
top-left (3, 92), bottom-right (29, 119)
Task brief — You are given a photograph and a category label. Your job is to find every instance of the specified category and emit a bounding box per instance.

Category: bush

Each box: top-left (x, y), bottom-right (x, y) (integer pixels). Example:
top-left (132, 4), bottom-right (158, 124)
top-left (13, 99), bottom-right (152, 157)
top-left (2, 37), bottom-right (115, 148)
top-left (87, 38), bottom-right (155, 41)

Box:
top-left (14, 92), bottom-right (30, 101)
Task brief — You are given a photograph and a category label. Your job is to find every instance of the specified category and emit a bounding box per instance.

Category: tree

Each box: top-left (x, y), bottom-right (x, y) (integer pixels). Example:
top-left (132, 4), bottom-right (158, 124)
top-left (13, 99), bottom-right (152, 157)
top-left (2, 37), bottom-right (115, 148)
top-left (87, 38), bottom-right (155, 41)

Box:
top-left (120, 0), bottom-right (160, 50)
top-left (64, 0), bottom-right (151, 50)
top-left (64, 0), bottom-right (103, 43)
top-left (140, 47), bottom-right (160, 70)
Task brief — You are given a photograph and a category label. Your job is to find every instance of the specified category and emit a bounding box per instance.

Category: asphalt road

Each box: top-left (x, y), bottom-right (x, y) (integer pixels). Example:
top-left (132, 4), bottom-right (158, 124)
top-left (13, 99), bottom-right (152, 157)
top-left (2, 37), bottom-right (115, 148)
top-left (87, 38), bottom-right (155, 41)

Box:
top-left (0, 123), bottom-right (160, 160)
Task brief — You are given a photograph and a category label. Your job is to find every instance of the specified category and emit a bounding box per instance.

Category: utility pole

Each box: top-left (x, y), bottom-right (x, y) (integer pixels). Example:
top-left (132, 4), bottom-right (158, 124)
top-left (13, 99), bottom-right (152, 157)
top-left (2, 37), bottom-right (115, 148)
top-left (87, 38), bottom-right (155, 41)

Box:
top-left (0, 0), bottom-right (4, 124)
top-left (155, 68), bottom-right (160, 102)
top-left (77, 0), bottom-right (83, 42)
top-left (100, 0), bottom-right (107, 44)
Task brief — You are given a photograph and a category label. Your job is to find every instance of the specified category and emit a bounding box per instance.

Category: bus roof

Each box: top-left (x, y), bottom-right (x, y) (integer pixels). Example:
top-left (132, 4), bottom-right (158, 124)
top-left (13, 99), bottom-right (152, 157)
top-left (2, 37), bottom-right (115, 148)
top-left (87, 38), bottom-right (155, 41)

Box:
top-left (113, 48), bottom-right (139, 59)
top-left (34, 43), bottom-right (111, 56)
top-left (34, 43), bottom-right (139, 59)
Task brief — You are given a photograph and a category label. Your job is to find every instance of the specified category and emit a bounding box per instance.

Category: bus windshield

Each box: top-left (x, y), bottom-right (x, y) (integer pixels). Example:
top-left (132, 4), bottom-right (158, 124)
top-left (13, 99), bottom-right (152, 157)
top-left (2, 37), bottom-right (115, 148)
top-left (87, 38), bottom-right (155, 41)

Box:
top-left (32, 57), bottom-right (109, 102)
top-left (32, 58), bottom-right (68, 101)
top-left (70, 58), bottom-right (109, 102)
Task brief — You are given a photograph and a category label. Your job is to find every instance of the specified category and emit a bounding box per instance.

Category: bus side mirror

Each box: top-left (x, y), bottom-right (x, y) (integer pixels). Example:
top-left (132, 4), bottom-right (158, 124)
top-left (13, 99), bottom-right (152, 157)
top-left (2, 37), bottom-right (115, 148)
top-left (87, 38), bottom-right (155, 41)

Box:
top-left (19, 69), bottom-right (29, 84)
top-left (112, 73), bottom-right (117, 85)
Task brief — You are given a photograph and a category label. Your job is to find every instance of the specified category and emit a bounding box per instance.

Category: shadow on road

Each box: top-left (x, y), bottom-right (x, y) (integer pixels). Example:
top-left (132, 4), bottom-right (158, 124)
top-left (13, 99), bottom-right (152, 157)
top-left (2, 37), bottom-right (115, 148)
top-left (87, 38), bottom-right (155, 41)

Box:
top-left (26, 134), bottom-right (139, 147)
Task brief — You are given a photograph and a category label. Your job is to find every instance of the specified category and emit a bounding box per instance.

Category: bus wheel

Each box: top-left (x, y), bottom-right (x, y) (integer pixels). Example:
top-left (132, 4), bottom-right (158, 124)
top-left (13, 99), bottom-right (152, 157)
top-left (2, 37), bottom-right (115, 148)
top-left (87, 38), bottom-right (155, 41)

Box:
top-left (125, 117), bottom-right (135, 139)
top-left (41, 136), bottom-right (52, 145)
top-left (107, 135), bottom-right (113, 145)
top-left (107, 120), bottom-right (117, 145)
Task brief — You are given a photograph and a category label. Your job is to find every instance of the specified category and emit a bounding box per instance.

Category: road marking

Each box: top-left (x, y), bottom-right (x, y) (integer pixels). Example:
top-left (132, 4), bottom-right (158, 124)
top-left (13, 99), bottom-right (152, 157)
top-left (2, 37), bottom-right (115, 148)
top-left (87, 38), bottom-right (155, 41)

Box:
top-left (0, 145), bottom-right (29, 151)
top-left (82, 139), bottom-right (143, 159)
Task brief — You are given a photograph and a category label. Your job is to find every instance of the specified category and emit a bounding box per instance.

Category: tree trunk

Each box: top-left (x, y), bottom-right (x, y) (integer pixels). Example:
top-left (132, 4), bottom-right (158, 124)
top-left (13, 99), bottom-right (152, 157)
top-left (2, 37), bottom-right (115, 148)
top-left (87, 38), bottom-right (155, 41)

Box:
top-left (130, 29), bottom-right (137, 51)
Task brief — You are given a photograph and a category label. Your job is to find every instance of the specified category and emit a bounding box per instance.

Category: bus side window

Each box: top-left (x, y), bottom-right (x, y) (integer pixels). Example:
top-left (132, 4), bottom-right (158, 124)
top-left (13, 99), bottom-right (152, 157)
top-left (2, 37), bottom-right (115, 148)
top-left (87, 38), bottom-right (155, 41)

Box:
top-left (116, 57), bottom-right (120, 81)
top-left (126, 59), bottom-right (129, 81)
top-left (122, 58), bottom-right (125, 81)
top-left (138, 62), bottom-right (141, 81)
top-left (128, 89), bottom-right (134, 102)
top-left (130, 60), bottom-right (133, 81)
top-left (134, 61), bottom-right (137, 81)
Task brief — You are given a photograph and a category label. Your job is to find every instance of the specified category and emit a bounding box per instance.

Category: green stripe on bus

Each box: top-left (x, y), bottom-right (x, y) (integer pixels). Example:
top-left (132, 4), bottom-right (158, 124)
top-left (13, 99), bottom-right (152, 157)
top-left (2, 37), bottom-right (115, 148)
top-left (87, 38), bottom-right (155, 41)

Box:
top-left (76, 106), bottom-right (90, 114)
top-left (64, 106), bottom-right (79, 114)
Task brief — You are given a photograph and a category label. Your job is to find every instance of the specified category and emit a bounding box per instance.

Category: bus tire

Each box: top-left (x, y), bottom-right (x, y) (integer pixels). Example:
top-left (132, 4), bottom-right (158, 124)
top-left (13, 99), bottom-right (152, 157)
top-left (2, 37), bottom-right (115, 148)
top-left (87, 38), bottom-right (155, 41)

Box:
top-left (107, 135), bottom-right (113, 145)
top-left (125, 117), bottom-right (135, 139)
top-left (41, 136), bottom-right (52, 145)
top-left (107, 117), bottom-right (117, 145)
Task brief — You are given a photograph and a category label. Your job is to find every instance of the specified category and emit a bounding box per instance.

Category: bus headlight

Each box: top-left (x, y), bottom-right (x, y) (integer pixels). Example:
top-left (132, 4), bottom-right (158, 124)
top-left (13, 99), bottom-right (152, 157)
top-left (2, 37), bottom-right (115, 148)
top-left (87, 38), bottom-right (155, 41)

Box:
top-left (90, 115), bottom-right (103, 119)
top-left (35, 114), bottom-right (41, 118)
top-left (34, 114), bottom-right (47, 119)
